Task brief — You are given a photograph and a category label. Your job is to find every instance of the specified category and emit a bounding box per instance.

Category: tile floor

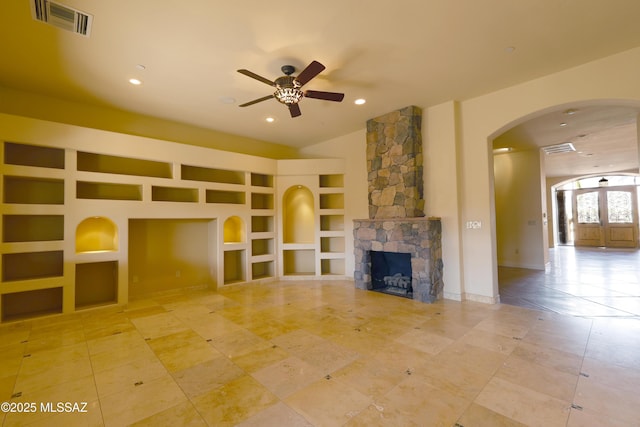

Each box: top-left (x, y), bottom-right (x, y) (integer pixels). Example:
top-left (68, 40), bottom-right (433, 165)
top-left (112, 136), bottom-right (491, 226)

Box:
top-left (0, 254), bottom-right (638, 425)
top-left (499, 246), bottom-right (640, 318)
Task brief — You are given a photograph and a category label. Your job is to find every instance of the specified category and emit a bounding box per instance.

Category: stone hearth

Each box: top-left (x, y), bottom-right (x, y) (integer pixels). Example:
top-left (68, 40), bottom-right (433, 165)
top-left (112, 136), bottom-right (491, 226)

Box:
top-left (354, 218), bottom-right (443, 303)
top-left (354, 105), bottom-right (444, 303)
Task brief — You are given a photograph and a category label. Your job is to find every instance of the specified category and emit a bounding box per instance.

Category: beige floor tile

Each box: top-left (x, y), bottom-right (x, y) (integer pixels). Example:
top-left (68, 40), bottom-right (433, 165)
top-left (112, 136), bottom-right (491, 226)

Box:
top-left (509, 340), bottom-right (584, 376)
top-left (130, 401), bottom-right (207, 426)
top-left (566, 406), bottom-right (629, 427)
top-left (230, 343), bottom-right (290, 373)
top-left (0, 343), bottom-right (26, 378)
top-left (0, 374), bottom-right (16, 401)
top-left (100, 374), bottom-right (187, 426)
top-left (376, 375), bottom-right (471, 426)
top-left (236, 401), bottom-right (313, 427)
top-left (495, 354), bottom-right (579, 401)
top-left (458, 328), bottom-right (520, 355)
top-left (285, 377), bottom-right (372, 426)
top-left (89, 336), bottom-right (156, 373)
top-left (187, 312), bottom-right (245, 340)
top-left (192, 375), bottom-right (279, 427)
top-left (209, 328), bottom-right (271, 359)
top-left (146, 329), bottom-right (220, 372)
top-left (522, 328), bottom-right (589, 357)
top-left (344, 403), bottom-right (422, 427)
top-left (0, 322), bottom-right (31, 347)
top-left (172, 356), bottom-right (245, 398)
top-left (130, 312), bottom-right (189, 339)
top-left (372, 341), bottom-right (432, 372)
top-left (123, 305), bottom-right (169, 320)
top-left (94, 355), bottom-right (167, 398)
top-left (580, 356), bottom-right (640, 394)
top-left (86, 329), bottom-right (146, 356)
top-left (252, 356), bottom-right (325, 398)
top-left (456, 402), bottom-right (528, 426)
top-left (332, 357), bottom-right (406, 399)
top-left (474, 377), bottom-right (571, 427)
top-left (584, 336), bottom-right (640, 370)
top-left (25, 329), bottom-right (86, 354)
top-left (395, 327), bottom-right (454, 355)
top-left (573, 375), bottom-right (640, 425)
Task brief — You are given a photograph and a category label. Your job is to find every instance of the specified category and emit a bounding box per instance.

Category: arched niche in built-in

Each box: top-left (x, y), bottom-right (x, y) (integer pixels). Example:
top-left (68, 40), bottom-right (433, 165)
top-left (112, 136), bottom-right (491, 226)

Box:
top-left (76, 216), bottom-right (118, 253)
top-left (283, 185), bottom-right (315, 244)
top-left (223, 215), bottom-right (245, 243)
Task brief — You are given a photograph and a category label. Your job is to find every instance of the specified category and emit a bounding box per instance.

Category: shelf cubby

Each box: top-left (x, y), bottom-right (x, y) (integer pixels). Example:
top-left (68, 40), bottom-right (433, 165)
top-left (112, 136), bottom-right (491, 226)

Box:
top-left (321, 236), bottom-right (345, 253)
top-left (77, 152), bottom-right (172, 178)
top-left (77, 181), bottom-right (142, 201)
top-left (224, 216), bottom-right (245, 243)
top-left (251, 238), bottom-right (274, 256)
top-left (283, 249), bottom-right (316, 275)
top-left (1, 287), bottom-right (63, 322)
top-left (321, 258), bottom-right (345, 276)
top-left (251, 215), bottom-right (274, 233)
top-left (206, 190), bottom-right (245, 205)
top-left (252, 261), bottom-right (274, 280)
top-left (152, 186), bottom-right (198, 203)
top-left (319, 193), bottom-right (344, 209)
top-left (223, 249), bottom-right (245, 284)
top-left (75, 261), bottom-right (118, 309)
top-left (3, 176), bottom-right (64, 204)
top-left (4, 142), bottom-right (65, 169)
top-left (251, 193), bottom-right (274, 210)
top-left (320, 215), bottom-right (344, 231)
top-left (76, 216), bottom-right (117, 253)
top-left (251, 173), bottom-right (273, 188)
top-left (2, 250), bottom-right (64, 282)
top-left (319, 174), bottom-right (344, 188)
top-left (3, 215), bottom-right (64, 242)
top-left (181, 165), bottom-right (245, 185)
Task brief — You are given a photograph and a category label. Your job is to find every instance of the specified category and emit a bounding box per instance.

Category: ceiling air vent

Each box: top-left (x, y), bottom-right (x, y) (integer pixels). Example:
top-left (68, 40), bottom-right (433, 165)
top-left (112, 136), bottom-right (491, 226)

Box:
top-left (542, 142), bottom-right (575, 155)
top-left (31, 0), bottom-right (93, 37)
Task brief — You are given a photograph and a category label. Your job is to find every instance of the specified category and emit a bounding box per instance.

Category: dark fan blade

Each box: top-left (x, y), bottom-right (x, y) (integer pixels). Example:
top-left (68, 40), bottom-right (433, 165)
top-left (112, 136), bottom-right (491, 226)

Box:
top-left (288, 103), bottom-right (302, 118)
top-left (295, 60), bottom-right (325, 87)
top-left (304, 90), bottom-right (345, 102)
top-left (237, 69), bottom-right (275, 86)
top-left (239, 95), bottom-right (274, 107)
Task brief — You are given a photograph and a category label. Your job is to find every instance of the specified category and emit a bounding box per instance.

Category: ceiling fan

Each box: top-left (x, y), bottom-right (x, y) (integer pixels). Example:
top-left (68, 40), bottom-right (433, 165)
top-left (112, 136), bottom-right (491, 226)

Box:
top-left (237, 60), bottom-right (344, 118)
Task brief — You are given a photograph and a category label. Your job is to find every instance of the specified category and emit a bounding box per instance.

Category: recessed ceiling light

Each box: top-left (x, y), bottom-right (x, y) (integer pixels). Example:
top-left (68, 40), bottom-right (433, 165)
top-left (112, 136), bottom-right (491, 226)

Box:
top-left (129, 78), bottom-right (142, 85)
top-left (354, 98), bottom-right (366, 105)
top-left (135, 64), bottom-right (146, 71)
top-left (505, 46), bottom-right (516, 53)
top-left (564, 108), bottom-right (578, 115)
top-left (265, 117), bottom-right (275, 123)
top-left (559, 122), bottom-right (567, 127)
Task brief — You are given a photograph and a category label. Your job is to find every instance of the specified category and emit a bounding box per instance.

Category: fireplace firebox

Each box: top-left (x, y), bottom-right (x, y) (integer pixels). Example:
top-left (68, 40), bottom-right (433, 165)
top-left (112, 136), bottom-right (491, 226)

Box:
top-left (370, 251), bottom-right (413, 298)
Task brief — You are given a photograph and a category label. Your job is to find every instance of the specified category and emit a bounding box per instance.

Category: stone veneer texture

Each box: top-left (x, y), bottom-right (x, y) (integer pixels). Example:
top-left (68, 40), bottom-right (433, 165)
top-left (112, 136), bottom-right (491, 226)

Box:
top-left (367, 105), bottom-right (424, 219)
top-left (353, 218), bottom-right (444, 303)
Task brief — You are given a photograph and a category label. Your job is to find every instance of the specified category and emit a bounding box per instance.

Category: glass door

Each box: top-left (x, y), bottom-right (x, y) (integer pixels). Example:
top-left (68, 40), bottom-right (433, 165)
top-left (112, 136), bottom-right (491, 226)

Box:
top-left (574, 186), bottom-right (638, 248)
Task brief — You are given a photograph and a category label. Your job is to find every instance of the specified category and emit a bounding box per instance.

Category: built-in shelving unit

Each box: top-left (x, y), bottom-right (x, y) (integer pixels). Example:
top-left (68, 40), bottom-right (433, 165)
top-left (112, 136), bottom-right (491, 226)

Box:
top-left (318, 174), bottom-right (346, 276)
top-left (0, 130), bottom-right (344, 322)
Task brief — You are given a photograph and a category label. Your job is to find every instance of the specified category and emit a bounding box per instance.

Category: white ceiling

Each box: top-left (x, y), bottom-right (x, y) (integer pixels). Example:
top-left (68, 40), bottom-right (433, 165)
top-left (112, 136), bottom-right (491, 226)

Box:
top-left (0, 0), bottom-right (639, 176)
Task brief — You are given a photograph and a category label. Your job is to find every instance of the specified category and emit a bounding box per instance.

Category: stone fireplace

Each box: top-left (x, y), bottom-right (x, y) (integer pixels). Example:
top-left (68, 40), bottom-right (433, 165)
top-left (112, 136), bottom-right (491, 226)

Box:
top-left (353, 106), bottom-right (444, 303)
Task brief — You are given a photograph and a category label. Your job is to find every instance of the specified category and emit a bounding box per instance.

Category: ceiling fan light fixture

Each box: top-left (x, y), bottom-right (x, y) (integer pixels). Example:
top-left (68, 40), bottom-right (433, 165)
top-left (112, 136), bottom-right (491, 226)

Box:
top-left (274, 86), bottom-right (304, 105)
